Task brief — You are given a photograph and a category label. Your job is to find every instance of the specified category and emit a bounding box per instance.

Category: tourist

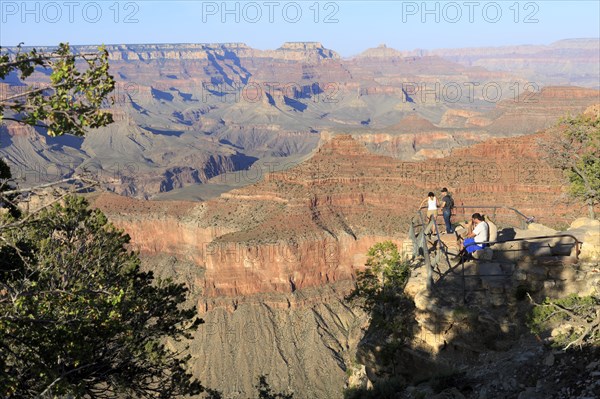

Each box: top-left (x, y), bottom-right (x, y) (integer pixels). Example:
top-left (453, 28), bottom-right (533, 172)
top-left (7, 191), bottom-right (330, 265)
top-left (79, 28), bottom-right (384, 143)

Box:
top-left (418, 191), bottom-right (439, 222)
top-left (440, 187), bottom-right (454, 234)
top-left (462, 213), bottom-right (489, 254)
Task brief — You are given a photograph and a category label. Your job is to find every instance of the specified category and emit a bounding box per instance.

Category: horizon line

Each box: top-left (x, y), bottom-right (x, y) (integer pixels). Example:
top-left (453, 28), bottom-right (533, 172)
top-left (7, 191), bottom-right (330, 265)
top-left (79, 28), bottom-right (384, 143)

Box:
top-left (2, 37), bottom-right (598, 58)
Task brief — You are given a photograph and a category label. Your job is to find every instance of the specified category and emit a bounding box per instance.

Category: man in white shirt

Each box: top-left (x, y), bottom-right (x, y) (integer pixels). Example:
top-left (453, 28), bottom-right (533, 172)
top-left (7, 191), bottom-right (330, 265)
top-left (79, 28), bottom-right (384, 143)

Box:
top-left (463, 213), bottom-right (489, 254)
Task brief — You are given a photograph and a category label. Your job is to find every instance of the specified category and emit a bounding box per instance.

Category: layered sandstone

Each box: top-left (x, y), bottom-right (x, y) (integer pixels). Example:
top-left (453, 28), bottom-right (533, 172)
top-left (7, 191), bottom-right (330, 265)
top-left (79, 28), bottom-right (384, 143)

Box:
top-left (3, 41), bottom-right (599, 199)
top-left (427, 38), bottom-right (600, 88)
top-left (355, 44), bottom-right (406, 59)
top-left (92, 130), bottom-right (583, 300)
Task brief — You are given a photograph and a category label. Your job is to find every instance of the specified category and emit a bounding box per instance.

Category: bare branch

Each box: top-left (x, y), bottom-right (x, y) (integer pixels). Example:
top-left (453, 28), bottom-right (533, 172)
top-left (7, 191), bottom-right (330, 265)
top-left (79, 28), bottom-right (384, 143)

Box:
top-left (0, 84), bottom-right (58, 103)
top-left (1, 175), bottom-right (97, 196)
top-left (0, 182), bottom-right (97, 230)
top-left (0, 52), bottom-right (100, 69)
top-left (38, 362), bottom-right (99, 398)
top-left (0, 117), bottom-right (49, 129)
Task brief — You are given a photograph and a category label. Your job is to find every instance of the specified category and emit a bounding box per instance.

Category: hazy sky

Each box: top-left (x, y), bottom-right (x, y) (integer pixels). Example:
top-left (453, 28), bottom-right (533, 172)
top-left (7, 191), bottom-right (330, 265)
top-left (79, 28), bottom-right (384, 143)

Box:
top-left (1, 1), bottom-right (599, 56)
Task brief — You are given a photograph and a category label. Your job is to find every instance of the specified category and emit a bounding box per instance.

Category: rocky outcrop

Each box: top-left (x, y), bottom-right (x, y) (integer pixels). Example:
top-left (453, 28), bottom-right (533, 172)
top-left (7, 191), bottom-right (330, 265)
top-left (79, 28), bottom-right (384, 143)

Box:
top-left (8, 42), bottom-right (340, 63)
top-left (272, 42), bottom-right (340, 61)
top-left (355, 44), bottom-right (405, 59)
top-left (565, 218), bottom-right (600, 261)
top-left (394, 218), bottom-right (600, 398)
top-left (0, 122), bottom-right (38, 138)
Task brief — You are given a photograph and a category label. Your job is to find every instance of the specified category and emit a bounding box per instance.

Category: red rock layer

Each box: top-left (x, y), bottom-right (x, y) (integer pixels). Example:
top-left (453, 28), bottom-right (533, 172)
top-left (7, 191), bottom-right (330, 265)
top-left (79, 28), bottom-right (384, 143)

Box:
top-left (91, 126), bottom-right (593, 299)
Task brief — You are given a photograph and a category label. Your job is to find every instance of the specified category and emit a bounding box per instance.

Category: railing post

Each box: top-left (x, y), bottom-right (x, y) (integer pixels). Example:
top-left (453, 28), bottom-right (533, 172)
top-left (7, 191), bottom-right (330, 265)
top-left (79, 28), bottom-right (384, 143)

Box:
top-left (417, 210), bottom-right (434, 291)
top-left (461, 258), bottom-right (466, 304)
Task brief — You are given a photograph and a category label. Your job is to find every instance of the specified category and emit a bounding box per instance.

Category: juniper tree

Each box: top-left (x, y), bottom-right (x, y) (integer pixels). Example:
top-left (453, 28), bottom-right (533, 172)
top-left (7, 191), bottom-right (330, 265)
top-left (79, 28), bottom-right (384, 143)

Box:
top-left (539, 113), bottom-right (600, 219)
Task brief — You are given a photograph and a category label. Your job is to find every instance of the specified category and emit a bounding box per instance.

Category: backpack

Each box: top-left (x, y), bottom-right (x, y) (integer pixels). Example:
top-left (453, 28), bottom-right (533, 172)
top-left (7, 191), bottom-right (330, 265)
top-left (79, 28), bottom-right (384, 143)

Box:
top-left (445, 195), bottom-right (454, 210)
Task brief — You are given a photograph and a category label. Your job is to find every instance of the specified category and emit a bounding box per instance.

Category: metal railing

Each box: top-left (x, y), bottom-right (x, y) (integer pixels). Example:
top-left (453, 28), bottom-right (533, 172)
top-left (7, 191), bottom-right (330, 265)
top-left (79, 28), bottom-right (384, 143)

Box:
top-left (458, 234), bottom-right (581, 302)
top-left (451, 205), bottom-right (533, 229)
top-left (409, 206), bottom-right (582, 301)
top-left (410, 209), bottom-right (451, 290)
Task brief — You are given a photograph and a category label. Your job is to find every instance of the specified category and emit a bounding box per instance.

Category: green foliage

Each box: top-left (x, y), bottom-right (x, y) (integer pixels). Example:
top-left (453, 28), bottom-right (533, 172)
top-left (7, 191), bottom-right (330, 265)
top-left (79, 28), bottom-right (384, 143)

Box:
top-left (563, 115), bottom-right (600, 211)
top-left (0, 196), bottom-right (205, 398)
top-left (540, 113), bottom-right (600, 218)
top-left (346, 242), bottom-right (414, 373)
top-left (0, 41), bottom-right (212, 398)
top-left (348, 241), bottom-right (410, 316)
top-left (0, 43), bottom-right (114, 136)
top-left (528, 294), bottom-right (600, 349)
top-left (1, 42), bottom-right (115, 214)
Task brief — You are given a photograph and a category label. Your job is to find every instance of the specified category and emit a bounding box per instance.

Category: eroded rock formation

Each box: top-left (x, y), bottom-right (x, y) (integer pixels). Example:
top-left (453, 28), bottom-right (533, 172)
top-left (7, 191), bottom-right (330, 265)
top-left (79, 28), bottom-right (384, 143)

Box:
top-left (2, 42), bottom-right (598, 199)
top-left (85, 128), bottom-right (599, 397)
top-left (91, 129), bottom-right (589, 295)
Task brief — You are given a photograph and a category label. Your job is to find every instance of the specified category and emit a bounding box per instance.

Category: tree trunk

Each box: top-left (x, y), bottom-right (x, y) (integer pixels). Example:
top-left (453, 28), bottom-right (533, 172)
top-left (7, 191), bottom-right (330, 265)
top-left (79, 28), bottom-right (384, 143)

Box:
top-left (588, 200), bottom-right (596, 220)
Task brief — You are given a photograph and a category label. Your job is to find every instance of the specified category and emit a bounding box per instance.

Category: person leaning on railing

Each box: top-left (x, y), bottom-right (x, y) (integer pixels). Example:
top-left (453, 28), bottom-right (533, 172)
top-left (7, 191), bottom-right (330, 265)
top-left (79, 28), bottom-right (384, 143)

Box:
top-left (418, 191), bottom-right (439, 222)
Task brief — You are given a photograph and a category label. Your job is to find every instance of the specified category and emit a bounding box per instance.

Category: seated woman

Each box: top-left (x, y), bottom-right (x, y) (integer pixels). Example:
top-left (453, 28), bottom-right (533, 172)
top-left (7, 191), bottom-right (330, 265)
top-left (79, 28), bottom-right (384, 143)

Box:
top-left (461, 213), bottom-right (489, 254)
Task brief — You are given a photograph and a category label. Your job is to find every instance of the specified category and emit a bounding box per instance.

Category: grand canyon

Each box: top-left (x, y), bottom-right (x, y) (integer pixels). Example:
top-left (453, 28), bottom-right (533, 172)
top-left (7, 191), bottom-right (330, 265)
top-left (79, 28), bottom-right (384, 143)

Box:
top-left (1, 39), bottom-right (599, 398)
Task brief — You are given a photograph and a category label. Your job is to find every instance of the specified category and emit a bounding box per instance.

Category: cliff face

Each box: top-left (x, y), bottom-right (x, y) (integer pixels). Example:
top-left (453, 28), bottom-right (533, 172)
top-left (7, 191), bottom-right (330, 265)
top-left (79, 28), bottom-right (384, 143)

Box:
top-left (185, 286), bottom-right (364, 399)
top-left (3, 42), bottom-right (598, 199)
top-left (104, 42), bottom-right (341, 62)
top-left (353, 85), bottom-right (599, 160)
top-left (485, 86), bottom-right (600, 133)
top-left (3, 40), bottom-right (599, 399)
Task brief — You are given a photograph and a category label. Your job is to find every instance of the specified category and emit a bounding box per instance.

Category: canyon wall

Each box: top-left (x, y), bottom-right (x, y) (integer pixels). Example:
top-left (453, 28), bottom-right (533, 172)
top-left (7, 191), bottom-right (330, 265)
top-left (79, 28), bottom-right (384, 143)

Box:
top-left (3, 42), bottom-right (598, 199)
top-left (3, 40), bottom-right (598, 397)
top-left (88, 127), bottom-right (595, 397)
top-left (92, 131), bottom-right (586, 303)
